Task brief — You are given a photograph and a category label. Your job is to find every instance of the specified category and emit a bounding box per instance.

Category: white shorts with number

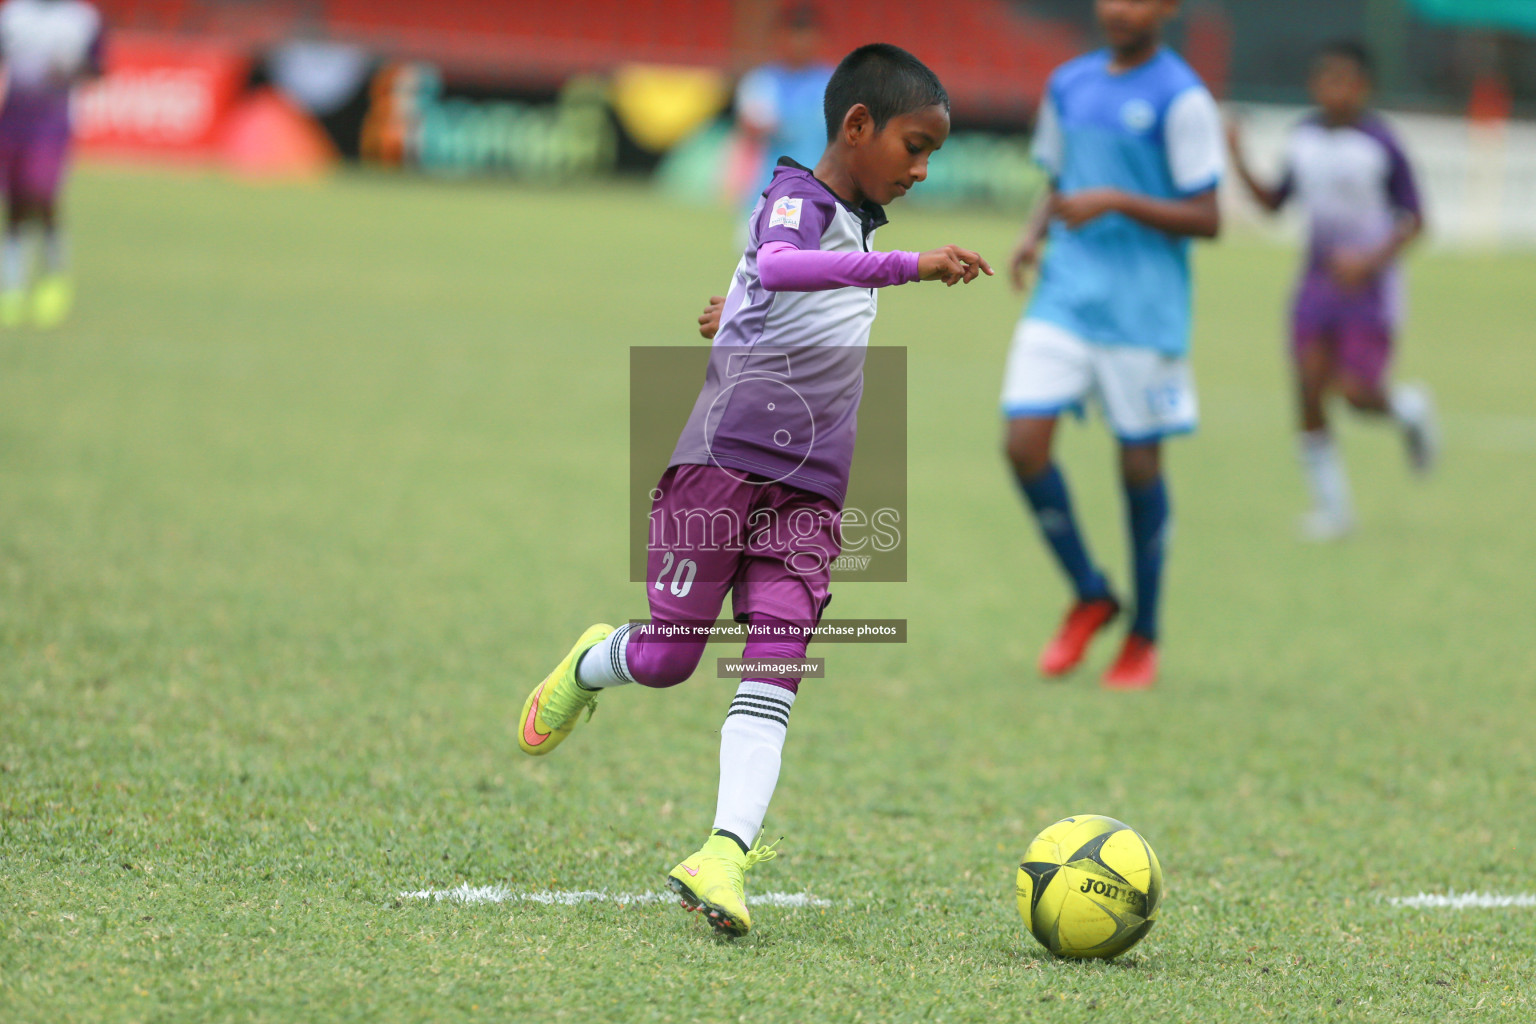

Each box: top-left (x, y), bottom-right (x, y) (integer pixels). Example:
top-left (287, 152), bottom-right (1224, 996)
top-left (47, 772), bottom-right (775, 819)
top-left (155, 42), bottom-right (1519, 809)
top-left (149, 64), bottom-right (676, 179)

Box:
top-left (1000, 318), bottom-right (1199, 443)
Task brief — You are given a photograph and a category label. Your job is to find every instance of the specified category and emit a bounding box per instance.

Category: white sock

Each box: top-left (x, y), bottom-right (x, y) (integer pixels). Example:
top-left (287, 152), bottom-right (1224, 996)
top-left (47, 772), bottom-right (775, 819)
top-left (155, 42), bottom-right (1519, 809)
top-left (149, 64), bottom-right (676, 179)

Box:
top-left (1298, 429), bottom-right (1353, 520)
top-left (712, 680), bottom-right (794, 844)
top-left (1388, 383), bottom-right (1425, 429)
top-left (2, 231), bottom-right (31, 293)
top-left (42, 230), bottom-right (65, 275)
top-left (575, 622), bottom-right (636, 690)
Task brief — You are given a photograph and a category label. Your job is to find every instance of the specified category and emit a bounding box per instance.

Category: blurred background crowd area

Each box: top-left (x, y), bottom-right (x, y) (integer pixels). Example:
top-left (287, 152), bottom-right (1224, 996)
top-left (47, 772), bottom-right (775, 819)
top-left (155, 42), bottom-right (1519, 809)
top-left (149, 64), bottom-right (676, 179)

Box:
top-left (74, 0), bottom-right (1536, 245)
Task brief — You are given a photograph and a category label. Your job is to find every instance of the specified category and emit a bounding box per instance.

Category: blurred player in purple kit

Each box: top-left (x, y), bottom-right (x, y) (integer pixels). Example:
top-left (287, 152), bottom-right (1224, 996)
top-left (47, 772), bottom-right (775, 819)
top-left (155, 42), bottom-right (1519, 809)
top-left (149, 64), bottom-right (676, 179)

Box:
top-left (515, 44), bottom-right (992, 937)
top-left (1228, 41), bottom-right (1438, 541)
top-left (0, 0), bottom-right (101, 328)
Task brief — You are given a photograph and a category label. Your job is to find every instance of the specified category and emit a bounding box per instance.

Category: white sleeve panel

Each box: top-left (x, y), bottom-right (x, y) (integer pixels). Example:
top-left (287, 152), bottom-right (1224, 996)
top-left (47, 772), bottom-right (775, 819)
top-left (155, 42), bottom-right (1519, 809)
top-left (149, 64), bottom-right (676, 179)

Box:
top-left (1030, 91), bottom-right (1063, 177)
top-left (736, 68), bottom-right (779, 131)
top-left (1165, 87), bottom-right (1225, 194)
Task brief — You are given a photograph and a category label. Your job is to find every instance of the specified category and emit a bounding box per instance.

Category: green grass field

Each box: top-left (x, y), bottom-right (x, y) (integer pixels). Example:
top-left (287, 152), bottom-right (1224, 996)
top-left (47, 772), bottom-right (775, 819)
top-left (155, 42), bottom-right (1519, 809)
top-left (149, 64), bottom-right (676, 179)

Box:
top-left (3, 166), bottom-right (1535, 1023)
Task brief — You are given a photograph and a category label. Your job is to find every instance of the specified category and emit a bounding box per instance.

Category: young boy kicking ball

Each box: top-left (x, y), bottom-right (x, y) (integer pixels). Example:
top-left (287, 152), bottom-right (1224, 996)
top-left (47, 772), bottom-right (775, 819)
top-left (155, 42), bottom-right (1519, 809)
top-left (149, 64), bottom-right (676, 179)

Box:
top-left (517, 43), bottom-right (991, 937)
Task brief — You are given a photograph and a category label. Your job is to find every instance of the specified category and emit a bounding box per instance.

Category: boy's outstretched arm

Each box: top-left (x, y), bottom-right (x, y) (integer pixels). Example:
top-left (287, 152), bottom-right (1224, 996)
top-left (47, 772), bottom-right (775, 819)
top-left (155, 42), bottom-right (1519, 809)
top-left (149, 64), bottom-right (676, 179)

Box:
top-left (1053, 187), bottom-right (1220, 239)
top-left (757, 242), bottom-right (991, 291)
top-left (695, 241), bottom-right (992, 340)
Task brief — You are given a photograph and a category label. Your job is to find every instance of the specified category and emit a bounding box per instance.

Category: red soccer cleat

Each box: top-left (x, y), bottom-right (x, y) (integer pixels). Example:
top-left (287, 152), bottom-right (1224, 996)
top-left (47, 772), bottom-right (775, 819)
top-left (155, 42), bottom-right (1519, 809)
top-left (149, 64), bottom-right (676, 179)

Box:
top-left (1102, 635), bottom-right (1158, 690)
top-left (1037, 597), bottom-right (1120, 677)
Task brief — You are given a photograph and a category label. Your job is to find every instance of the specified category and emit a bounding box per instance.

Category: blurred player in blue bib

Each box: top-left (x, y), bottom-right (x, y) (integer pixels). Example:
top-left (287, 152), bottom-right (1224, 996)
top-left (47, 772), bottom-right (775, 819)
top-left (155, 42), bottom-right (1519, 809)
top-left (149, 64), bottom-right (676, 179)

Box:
top-left (732, 4), bottom-right (834, 213)
top-left (1228, 41), bottom-right (1436, 542)
top-left (1001, 0), bottom-right (1222, 690)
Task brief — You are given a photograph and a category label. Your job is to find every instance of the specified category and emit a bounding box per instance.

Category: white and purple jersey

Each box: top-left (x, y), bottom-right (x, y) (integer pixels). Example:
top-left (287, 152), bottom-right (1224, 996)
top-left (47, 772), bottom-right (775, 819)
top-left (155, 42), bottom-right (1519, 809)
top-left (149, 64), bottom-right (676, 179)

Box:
top-left (0, 0), bottom-right (102, 138)
top-left (1277, 113), bottom-right (1422, 280)
top-left (670, 159), bottom-right (920, 506)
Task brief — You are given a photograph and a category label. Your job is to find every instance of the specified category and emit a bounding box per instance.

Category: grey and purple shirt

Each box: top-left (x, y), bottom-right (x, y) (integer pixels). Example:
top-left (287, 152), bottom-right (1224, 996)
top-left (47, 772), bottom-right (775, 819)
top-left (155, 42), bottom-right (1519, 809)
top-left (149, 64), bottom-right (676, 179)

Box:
top-left (0, 0), bottom-right (103, 138)
top-left (669, 159), bottom-right (920, 507)
top-left (1277, 113), bottom-right (1422, 295)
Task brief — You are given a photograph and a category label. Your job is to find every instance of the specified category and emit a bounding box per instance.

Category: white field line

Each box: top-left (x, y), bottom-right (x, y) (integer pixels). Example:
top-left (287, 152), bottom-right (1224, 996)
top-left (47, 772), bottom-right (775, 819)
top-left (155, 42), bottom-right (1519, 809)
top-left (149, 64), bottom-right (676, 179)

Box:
top-left (398, 884), bottom-right (830, 908)
top-left (1387, 892), bottom-right (1536, 909)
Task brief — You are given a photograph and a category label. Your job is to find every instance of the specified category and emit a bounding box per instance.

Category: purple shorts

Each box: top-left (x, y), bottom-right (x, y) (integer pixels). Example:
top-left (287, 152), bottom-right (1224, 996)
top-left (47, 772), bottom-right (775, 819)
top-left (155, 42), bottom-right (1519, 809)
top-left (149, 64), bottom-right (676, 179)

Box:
top-left (1291, 271), bottom-right (1396, 388)
top-left (0, 125), bottom-right (69, 206)
top-left (645, 462), bottom-right (840, 630)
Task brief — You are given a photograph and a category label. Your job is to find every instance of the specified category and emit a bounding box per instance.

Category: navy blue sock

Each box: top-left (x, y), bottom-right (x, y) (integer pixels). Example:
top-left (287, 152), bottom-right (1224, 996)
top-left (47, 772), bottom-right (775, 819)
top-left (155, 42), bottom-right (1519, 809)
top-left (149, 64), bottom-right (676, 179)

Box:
top-left (1017, 463), bottom-right (1109, 602)
top-left (1124, 477), bottom-right (1170, 642)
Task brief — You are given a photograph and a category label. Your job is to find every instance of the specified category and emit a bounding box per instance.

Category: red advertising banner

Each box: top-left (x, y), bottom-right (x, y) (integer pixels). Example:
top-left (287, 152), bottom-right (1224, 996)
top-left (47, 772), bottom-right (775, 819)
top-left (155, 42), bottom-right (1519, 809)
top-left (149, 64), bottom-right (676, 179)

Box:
top-left (74, 32), bottom-right (250, 159)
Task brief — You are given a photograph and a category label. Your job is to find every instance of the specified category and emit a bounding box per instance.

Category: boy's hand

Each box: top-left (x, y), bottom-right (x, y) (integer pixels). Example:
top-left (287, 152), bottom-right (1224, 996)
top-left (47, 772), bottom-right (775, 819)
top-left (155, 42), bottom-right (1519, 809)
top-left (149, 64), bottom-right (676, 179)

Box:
top-left (1009, 237), bottom-right (1043, 293)
top-left (1053, 189), bottom-right (1125, 228)
top-left (918, 246), bottom-right (994, 287)
top-left (698, 295), bottom-right (725, 339)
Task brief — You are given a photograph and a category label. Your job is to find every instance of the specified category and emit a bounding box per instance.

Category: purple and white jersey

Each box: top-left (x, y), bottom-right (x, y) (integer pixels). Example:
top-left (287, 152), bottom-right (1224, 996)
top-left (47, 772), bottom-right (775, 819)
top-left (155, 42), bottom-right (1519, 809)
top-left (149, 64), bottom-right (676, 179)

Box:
top-left (670, 159), bottom-right (919, 506)
top-left (0, 0), bottom-right (102, 136)
top-left (1278, 113), bottom-right (1421, 275)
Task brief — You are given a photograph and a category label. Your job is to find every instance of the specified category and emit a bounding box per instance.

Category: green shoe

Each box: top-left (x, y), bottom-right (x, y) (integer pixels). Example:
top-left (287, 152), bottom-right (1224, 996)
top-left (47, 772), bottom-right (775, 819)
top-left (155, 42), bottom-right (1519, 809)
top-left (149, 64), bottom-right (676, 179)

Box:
top-left (667, 833), bottom-right (781, 936)
top-left (31, 274), bottom-right (73, 328)
top-left (517, 624), bottom-right (613, 756)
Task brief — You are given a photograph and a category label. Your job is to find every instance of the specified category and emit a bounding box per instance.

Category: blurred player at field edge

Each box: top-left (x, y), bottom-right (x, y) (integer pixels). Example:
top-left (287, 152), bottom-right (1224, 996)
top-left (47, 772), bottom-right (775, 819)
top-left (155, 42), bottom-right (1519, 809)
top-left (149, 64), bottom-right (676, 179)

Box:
top-left (1228, 41), bottom-right (1437, 542)
top-left (732, 4), bottom-right (833, 211)
top-left (0, 0), bottom-right (102, 327)
top-left (516, 45), bottom-right (991, 938)
top-left (1002, 0), bottom-right (1223, 690)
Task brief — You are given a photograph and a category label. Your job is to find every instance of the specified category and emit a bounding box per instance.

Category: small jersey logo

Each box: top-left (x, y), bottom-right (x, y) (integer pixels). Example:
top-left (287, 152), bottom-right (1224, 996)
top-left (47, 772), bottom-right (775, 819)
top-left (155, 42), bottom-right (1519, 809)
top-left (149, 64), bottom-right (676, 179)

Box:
top-left (1120, 98), bottom-right (1156, 134)
top-left (768, 196), bottom-right (803, 229)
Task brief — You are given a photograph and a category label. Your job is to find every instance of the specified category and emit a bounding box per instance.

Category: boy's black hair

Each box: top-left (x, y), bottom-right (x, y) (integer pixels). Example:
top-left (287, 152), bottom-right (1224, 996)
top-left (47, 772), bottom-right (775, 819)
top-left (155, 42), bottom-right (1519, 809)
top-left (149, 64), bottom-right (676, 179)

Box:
top-left (1317, 39), bottom-right (1375, 80)
top-left (822, 43), bottom-right (948, 141)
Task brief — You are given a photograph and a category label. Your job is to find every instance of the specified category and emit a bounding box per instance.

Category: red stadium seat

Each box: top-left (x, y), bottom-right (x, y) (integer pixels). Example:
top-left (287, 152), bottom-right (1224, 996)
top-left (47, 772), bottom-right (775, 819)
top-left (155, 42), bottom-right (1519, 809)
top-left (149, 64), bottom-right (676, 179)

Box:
top-left (93, 0), bottom-right (1084, 117)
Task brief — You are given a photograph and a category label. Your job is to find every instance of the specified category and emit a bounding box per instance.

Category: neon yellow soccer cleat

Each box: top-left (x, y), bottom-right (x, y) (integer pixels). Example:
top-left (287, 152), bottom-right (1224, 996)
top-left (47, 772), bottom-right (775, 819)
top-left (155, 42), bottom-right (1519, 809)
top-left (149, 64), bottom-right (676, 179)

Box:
top-left (516, 623), bottom-right (613, 756)
top-left (0, 289), bottom-right (26, 327)
top-left (31, 275), bottom-right (74, 329)
top-left (667, 833), bottom-right (780, 937)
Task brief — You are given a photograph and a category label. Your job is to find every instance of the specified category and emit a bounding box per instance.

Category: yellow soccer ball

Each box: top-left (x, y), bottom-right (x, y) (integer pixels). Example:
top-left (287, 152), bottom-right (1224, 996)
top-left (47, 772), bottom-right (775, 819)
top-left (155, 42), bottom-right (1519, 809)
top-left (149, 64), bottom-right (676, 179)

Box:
top-left (1015, 814), bottom-right (1163, 959)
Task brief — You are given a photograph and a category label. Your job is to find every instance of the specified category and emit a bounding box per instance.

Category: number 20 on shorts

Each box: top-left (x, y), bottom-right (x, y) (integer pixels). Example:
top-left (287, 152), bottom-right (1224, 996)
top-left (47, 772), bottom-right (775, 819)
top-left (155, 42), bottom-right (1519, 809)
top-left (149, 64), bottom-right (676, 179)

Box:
top-left (654, 551), bottom-right (697, 597)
